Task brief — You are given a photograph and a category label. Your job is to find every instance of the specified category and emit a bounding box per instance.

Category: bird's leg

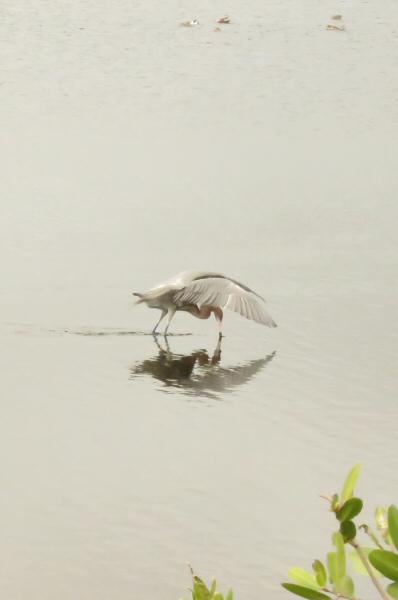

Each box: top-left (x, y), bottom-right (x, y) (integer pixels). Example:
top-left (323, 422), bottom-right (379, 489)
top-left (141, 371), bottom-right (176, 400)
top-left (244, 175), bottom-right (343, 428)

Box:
top-left (211, 334), bottom-right (222, 365)
top-left (152, 333), bottom-right (164, 352)
top-left (152, 309), bottom-right (167, 335)
top-left (213, 307), bottom-right (224, 338)
top-left (163, 336), bottom-right (171, 353)
top-left (152, 334), bottom-right (171, 356)
top-left (164, 307), bottom-right (177, 336)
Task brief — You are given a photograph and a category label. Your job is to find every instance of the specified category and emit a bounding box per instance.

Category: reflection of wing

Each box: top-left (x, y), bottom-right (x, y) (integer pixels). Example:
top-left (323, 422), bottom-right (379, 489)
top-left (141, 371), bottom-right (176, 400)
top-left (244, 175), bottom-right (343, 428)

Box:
top-left (184, 353), bottom-right (276, 398)
top-left (173, 277), bottom-right (276, 327)
top-left (130, 336), bottom-right (276, 399)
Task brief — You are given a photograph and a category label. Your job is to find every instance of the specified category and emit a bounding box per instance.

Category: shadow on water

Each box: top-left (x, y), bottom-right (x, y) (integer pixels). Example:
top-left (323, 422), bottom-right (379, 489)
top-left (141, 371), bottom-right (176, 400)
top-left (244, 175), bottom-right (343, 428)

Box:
top-left (2, 324), bottom-right (193, 337)
top-left (68, 329), bottom-right (192, 337)
top-left (130, 335), bottom-right (276, 399)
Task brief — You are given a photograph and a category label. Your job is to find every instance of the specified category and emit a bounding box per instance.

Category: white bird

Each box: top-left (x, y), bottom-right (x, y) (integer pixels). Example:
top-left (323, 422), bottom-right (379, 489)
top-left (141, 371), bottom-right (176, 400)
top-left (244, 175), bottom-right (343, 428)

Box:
top-left (180, 19), bottom-right (199, 27)
top-left (217, 15), bottom-right (231, 24)
top-left (133, 270), bottom-right (277, 336)
top-left (326, 23), bottom-right (345, 30)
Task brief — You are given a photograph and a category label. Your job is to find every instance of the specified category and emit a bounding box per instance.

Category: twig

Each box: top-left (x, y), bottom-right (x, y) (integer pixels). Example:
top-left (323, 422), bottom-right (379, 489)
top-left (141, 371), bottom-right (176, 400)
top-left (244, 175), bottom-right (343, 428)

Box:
top-left (358, 524), bottom-right (384, 550)
top-left (323, 586), bottom-right (362, 600)
top-left (350, 541), bottom-right (391, 600)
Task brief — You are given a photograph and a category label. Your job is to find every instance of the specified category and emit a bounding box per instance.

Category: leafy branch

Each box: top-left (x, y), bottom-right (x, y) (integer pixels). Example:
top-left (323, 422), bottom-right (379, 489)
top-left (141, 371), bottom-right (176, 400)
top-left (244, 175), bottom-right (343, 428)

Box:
top-left (178, 466), bottom-right (397, 600)
top-left (282, 465), bottom-right (398, 600)
top-left (179, 565), bottom-right (233, 600)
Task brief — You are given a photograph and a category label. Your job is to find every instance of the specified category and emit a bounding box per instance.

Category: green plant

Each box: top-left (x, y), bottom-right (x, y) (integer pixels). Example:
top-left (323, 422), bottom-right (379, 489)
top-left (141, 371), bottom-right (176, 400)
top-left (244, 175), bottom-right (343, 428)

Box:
top-left (179, 566), bottom-right (234, 600)
top-left (282, 464), bottom-right (398, 600)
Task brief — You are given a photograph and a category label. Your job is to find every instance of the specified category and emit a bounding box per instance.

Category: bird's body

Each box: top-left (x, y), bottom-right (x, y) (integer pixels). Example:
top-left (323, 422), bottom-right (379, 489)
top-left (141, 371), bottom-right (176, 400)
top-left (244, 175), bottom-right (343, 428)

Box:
top-left (134, 270), bottom-right (277, 335)
top-left (217, 15), bottom-right (231, 24)
top-left (326, 23), bottom-right (345, 30)
top-left (326, 14), bottom-right (345, 30)
top-left (180, 19), bottom-right (199, 27)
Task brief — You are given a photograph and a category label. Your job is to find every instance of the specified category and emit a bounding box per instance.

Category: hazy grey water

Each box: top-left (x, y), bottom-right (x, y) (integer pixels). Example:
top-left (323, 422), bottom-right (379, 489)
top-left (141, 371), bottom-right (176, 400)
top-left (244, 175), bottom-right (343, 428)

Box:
top-left (1, 0), bottom-right (398, 598)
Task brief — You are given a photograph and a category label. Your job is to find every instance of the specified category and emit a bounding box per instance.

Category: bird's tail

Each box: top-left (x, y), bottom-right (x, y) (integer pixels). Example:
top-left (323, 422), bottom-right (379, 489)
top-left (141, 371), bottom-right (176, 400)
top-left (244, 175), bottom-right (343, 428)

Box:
top-left (132, 292), bottom-right (144, 305)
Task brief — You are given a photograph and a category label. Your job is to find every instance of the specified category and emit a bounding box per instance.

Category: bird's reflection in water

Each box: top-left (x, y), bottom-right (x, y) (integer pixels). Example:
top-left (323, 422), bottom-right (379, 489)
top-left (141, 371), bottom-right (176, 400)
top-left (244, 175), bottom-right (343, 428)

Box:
top-left (130, 335), bottom-right (276, 398)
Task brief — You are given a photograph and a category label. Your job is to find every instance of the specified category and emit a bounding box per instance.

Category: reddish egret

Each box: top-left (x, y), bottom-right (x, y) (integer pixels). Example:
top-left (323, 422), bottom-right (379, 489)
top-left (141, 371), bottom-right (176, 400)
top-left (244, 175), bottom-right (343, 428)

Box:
top-left (133, 271), bottom-right (277, 336)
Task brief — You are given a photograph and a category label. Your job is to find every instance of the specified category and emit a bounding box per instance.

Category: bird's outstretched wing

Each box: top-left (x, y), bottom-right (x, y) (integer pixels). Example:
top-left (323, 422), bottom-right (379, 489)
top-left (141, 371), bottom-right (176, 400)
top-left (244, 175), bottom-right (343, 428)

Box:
top-left (173, 276), bottom-right (277, 327)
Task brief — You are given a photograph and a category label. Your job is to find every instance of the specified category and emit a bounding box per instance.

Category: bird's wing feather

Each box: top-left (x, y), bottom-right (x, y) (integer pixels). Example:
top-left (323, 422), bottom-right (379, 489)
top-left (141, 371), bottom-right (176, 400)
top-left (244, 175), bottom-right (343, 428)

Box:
top-left (173, 277), bottom-right (276, 327)
top-left (191, 272), bottom-right (266, 301)
top-left (143, 271), bottom-right (225, 299)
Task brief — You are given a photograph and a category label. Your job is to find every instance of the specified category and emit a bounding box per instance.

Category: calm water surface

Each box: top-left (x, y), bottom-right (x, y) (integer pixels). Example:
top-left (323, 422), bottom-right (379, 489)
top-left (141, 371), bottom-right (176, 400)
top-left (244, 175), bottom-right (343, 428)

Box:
top-left (1, 0), bottom-right (398, 598)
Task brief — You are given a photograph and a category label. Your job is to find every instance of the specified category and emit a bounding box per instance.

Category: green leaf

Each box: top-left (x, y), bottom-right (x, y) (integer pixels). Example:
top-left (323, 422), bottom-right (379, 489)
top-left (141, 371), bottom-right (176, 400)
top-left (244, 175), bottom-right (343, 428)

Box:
top-left (192, 577), bottom-right (210, 600)
top-left (332, 532), bottom-right (346, 578)
top-left (340, 520), bottom-right (357, 542)
top-left (376, 506), bottom-right (387, 527)
top-left (387, 583), bottom-right (398, 600)
top-left (337, 498), bottom-right (363, 522)
top-left (349, 548), bottom-right (382, 576)
top-left (225, 591), bottom-right (234, 600)
top-left (312, 560), bottom-right (327, 587)
top-left (334, 574), bottom-right (355, 598)
top-left (369, 550), bottom-right (398, 581)
top-left (213, 594), bottom-right (224, 600)
top-left (282, 583), bottom-right (330, 600)
top-left (327, 552), bottom-right (337, 584)
top-left (341, 464), bottom-right (362, 504)
top-left (209, 580), bottom-right (217, 596)
top-left (388, 506), bottom-right (398, 551)
top-left (375, 507), bottom-right (393, 545)
top-left (375, 507), bottom-right (388, 531)
top-left (288, 567), bottom-right (319, 590)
